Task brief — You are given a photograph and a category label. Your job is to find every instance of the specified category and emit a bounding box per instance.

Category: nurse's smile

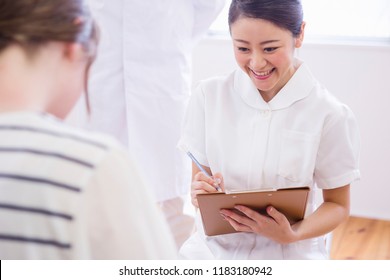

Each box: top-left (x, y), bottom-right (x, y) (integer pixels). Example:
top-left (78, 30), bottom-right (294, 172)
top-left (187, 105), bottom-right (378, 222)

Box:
top-left (250, 68), bottom-right (275, 80)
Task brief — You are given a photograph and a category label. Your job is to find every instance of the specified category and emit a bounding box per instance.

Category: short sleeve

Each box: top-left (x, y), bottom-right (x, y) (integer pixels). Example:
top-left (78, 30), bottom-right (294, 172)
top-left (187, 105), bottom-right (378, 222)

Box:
top-left (177, 83), bottom-right (209, 167)
top-left (314, 105), bottom-right (361, 189)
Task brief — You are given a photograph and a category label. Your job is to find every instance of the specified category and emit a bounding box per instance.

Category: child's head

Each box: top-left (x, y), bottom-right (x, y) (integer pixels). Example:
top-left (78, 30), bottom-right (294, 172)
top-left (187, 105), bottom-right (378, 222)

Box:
top-left (0, 0), bottom-right (97, 57)
top-left (0, 0), bottom-right (98, 116)
top-left (228, 0), bottom-right (304, 38)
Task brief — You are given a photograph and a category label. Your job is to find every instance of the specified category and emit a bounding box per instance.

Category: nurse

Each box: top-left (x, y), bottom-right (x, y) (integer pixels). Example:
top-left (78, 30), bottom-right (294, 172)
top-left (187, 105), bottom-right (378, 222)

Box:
top-left (178, 0), bottom-right (360, 259)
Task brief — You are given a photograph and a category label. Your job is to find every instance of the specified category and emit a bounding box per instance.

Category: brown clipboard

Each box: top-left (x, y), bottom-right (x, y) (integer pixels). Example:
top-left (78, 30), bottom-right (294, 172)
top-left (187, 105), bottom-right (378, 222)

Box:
top-left (196, 187), bottom-right (310, 236)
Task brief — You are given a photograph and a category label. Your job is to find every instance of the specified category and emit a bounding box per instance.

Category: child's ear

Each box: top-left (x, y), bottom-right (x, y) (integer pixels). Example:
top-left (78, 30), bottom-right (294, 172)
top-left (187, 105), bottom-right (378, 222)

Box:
top-left (295, 22), bottom-right (305, 48)
top-left (63, 42), bottom-right (84, 61)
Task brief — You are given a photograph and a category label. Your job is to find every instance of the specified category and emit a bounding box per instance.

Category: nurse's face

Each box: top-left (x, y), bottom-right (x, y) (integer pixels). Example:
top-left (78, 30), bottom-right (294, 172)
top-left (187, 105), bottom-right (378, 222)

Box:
top-left (230, 17), bottom-right (304, 102)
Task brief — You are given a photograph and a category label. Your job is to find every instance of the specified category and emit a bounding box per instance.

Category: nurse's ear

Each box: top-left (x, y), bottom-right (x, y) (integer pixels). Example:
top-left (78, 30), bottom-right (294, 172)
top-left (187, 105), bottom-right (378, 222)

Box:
top-left (294, 21), bottom-right (306, 49)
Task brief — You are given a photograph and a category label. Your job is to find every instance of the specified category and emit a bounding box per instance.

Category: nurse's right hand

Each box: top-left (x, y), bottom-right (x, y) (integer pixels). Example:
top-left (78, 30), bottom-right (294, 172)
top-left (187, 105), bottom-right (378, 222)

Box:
top-left (191, 172), bottom-right (224, 208)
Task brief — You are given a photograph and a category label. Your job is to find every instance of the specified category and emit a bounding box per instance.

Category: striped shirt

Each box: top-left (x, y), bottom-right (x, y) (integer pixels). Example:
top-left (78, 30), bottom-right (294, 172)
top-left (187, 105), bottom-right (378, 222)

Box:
top-left (0, 111), bottom-right (177, 259)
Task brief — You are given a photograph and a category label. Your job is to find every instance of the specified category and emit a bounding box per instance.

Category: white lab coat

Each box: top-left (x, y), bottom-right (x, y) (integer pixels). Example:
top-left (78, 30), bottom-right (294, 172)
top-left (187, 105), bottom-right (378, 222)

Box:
top-left (68, 0), bottom-right (226, 202)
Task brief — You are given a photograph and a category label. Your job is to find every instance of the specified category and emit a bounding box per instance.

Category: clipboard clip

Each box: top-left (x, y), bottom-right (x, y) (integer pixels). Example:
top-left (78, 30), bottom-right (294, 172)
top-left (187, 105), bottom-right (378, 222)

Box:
top-left (225, 188), bottom-right (277, 194)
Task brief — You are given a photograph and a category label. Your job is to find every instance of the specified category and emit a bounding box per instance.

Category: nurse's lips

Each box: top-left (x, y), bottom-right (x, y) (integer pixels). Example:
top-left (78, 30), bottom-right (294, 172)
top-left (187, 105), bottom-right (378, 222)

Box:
top-left (250, 68), bottom-right (275, 80)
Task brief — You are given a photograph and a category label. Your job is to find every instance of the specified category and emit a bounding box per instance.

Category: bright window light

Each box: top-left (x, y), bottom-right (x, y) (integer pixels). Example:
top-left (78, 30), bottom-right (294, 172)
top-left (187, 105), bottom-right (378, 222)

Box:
top-left (208, 0), bottom-right (390, 40)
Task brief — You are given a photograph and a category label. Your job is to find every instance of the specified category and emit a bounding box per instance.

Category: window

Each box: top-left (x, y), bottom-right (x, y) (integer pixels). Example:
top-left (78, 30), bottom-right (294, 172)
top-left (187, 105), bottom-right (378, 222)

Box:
top-left (209, 0), bottom-right (390, 41)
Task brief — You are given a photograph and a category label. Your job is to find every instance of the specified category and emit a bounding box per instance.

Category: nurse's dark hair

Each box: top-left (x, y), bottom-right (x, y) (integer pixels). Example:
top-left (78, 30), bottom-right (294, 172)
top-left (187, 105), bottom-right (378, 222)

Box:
top-left (228, 0), bottom-right (304, 37)
top-left (0, 0), bottom-right (98, 112)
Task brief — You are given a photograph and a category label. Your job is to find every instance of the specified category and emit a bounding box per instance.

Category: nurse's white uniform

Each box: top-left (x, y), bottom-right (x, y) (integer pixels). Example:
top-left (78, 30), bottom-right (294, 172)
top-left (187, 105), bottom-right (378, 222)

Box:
top-left (178, 62), bottom-right (360, 259)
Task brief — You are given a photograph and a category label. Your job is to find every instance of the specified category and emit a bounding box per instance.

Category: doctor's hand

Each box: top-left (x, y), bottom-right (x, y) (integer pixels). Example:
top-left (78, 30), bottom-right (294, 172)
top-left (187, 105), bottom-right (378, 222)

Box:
top-left (220, 205), bottom-right (299, 244)
top-left (191, 172), bottom-right (224, 208)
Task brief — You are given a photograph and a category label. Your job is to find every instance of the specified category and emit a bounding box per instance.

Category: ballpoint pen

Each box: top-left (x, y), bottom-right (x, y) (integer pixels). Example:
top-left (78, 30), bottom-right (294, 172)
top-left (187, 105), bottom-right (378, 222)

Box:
top-left (186, 151), bottom-right (222, 192)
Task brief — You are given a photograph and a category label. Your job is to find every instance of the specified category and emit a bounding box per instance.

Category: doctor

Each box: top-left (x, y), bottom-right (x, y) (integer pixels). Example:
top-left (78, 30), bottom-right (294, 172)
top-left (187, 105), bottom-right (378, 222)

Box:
top-left (67, 0), bottom-right (225, 248)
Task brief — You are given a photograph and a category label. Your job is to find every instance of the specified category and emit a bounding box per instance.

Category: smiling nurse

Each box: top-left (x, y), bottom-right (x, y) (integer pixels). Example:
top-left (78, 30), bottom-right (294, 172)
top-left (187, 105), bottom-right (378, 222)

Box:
top-left (232, 17), bottom-right (304, 102)
top-left (178, 0), bottom-right (361, 259)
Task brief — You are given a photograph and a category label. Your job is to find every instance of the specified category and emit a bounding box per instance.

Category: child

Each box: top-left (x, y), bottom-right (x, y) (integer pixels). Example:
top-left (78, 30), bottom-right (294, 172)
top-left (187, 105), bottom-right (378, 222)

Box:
top-left (0, 0), bottom-right (176, 259)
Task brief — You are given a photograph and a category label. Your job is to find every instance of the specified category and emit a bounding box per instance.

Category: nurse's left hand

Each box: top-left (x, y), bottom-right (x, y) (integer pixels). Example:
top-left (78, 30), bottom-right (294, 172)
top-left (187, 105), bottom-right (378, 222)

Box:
top-left (220, 205), bottom-right (298, 244)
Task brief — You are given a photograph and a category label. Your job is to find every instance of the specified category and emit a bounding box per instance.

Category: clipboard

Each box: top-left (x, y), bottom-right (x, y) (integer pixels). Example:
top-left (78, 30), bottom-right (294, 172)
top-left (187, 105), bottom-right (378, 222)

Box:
top-left (196, 187), bottom-right (310, 236)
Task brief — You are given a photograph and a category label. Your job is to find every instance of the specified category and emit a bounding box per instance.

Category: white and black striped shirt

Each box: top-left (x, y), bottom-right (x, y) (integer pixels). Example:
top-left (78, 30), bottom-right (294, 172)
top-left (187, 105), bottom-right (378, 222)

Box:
top-left (0, 112), bottom-right (176, 259)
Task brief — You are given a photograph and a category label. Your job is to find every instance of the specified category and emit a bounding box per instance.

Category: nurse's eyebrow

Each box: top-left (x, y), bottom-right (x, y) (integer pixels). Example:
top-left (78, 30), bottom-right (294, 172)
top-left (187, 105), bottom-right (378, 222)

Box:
top-left (233, 39), bottom-right (280, 45)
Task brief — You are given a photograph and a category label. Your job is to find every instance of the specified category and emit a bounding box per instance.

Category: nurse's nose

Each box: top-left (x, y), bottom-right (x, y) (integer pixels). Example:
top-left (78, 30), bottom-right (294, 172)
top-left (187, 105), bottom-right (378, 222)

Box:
top-left (249, 51), bottom-right (267, 70)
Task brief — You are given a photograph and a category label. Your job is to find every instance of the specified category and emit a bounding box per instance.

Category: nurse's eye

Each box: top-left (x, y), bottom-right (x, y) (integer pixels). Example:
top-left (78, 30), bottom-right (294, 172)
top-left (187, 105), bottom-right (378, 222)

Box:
top-left (237, 47), bottom-right (250, 52)
top-left (264, 47), bottom-right (278, 53)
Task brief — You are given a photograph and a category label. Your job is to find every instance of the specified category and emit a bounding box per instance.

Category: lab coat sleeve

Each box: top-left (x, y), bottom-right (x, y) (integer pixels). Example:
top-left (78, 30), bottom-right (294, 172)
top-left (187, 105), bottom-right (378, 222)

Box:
top-left (192, 0), bottom-right (226, 42)
top-left (314, 105), bottom-right (361, 189)
top-left (84, 145), bottom-right (177, 259)
top-left (178, 82), bottom-right (209, 167)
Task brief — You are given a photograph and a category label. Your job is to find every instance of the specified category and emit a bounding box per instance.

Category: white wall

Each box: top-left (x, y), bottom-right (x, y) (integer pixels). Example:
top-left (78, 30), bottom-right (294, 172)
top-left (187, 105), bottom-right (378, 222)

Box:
top-left (192, 37), bottom-right (390, 221)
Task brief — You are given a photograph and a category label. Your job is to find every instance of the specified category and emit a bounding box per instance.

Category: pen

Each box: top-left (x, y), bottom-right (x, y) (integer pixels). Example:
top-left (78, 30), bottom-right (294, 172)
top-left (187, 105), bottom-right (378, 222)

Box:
top-left (186, 151), bottom-right (221, 192)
